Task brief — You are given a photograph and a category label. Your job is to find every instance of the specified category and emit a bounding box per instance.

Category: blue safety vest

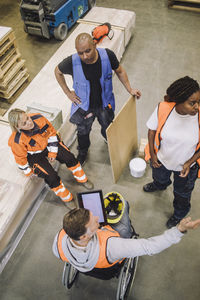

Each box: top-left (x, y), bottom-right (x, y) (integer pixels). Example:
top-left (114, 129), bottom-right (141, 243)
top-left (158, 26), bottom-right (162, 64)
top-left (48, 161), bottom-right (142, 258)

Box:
top-left (71, 48), bottom-right (115, 116)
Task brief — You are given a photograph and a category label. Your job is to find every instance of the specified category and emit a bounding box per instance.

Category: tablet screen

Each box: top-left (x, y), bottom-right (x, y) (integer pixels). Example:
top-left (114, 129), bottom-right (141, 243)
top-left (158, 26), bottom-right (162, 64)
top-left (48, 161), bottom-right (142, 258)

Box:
top-left (77, 190), bottom-right (107, 225)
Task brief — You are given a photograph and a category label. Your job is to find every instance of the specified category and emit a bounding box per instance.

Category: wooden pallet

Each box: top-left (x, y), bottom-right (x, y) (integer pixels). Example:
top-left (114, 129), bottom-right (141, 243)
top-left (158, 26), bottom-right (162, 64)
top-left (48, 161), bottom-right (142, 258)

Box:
top-left (0, 30), bottom-right (16, 55)
top-left (0, 27), bottom-right (30, 103)
top-left (0, 71), bottom-right (29, 99)
top-left (0, 50), bottom-right (21, 80)
top-left (168, 0), bottom-right (200, 12)
top-left (0, 44), bottom-right (20, 68)
top-left (0, 60), bottom-right (25, 89)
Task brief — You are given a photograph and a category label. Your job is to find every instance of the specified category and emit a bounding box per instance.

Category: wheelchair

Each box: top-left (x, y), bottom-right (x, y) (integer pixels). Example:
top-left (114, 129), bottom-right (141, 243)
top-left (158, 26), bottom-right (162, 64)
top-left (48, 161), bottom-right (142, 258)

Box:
top-left (62, 191), bottom-right (139, 299)
top-left (62, 240), bottom-right (138, 300)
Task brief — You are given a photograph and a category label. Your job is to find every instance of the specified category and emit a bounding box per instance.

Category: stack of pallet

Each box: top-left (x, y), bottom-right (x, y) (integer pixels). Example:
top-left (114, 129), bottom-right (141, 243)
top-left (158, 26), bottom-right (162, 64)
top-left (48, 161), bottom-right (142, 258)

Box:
top-left (0, 26), bottom-right (29, 101)
top-left (168, 0), bottom-right (200, 13)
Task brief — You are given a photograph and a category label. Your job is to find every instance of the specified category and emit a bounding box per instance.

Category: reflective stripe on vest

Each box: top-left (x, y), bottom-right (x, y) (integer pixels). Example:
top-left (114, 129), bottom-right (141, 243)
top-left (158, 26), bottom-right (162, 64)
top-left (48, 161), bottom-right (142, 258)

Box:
top-left (57, 225), bottom-right (121, 268)
top-left (71, 48), bottom-right (115, 116)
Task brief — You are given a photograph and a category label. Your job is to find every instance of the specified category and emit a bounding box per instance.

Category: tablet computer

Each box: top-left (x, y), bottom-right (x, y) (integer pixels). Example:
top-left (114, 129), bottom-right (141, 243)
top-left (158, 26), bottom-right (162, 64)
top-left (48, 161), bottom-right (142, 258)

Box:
top-left (77, 190), bottom-right (107, 225)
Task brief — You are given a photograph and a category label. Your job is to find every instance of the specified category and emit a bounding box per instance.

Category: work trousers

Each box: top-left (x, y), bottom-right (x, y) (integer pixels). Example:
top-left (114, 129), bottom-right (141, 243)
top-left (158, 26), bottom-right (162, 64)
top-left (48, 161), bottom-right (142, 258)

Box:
top-left (27, 142), bottom-right (79, 189)
top-left (70, 106), bottom-right (114, 155)
top-left (151, 161), bottom-right (199, 219)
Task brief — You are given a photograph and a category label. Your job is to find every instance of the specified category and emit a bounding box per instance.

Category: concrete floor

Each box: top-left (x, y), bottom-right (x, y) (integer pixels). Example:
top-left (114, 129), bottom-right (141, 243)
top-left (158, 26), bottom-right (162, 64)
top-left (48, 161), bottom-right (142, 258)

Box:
top-left (1, 0), bottom-right (200, 299)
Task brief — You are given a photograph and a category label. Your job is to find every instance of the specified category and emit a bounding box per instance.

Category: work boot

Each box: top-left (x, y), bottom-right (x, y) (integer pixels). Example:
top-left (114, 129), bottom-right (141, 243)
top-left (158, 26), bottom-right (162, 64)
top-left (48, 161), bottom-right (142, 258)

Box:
top-left (77, 152), bottom-right (87, 166)
top-left (166, 215), bottom-right (181, 229)
top-left (81, 179), bottom-right (94, 190)
top-left (143, 182), bottom-right (166, 192)
top-left (64, 199), bottom-right (77, 210)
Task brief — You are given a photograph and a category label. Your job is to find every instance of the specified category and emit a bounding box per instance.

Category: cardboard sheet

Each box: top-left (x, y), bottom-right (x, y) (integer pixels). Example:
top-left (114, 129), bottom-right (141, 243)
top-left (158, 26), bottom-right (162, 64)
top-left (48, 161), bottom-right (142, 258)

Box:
top-left (106, 96), bottom-right (138, 183)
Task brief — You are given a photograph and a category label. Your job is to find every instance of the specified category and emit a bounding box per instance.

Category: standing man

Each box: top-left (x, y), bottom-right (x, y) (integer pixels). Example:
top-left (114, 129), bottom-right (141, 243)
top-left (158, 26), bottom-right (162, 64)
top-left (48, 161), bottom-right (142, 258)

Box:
top-left (55, 33), bottom-right (141, 165)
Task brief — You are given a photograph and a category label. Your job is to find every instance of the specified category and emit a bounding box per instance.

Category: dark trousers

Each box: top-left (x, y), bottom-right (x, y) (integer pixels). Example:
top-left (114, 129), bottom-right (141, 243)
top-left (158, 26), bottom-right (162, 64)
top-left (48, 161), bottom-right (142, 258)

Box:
top-left (151, 162), bottom-right (199, 219)
top-left (28, 142), bottom-right (78, 189)
top-left (70, 107), bottom-right (114, 155)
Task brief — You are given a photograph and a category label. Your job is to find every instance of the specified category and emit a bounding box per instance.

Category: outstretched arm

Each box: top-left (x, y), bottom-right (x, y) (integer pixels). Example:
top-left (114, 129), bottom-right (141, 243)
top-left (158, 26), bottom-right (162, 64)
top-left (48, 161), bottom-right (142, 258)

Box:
top-left (107, 217), bottom-right (200, 262)
top-left (54, 66), bottom-right (81, 105)
top-left (114, 65), bottom-right (141, 99)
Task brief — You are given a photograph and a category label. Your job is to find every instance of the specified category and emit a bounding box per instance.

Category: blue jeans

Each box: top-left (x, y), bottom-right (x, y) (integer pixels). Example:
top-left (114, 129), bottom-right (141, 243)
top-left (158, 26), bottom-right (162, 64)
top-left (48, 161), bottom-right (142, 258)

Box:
top-left (110, 200), bottom-right (134, 238)
top-left (70, 107), bottom-right (114, 154)
top-left (151, 162), bottom-right (199, 219)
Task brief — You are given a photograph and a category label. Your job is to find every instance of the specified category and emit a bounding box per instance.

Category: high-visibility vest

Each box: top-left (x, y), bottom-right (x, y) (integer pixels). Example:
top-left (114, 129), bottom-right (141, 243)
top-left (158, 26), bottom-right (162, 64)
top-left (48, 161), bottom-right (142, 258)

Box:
top-left (144, 101), bottom-right (200, 177)
top-left (57, 225), bottom-right (122, 269)
top-left (71, 48), bottom-right (115, 116)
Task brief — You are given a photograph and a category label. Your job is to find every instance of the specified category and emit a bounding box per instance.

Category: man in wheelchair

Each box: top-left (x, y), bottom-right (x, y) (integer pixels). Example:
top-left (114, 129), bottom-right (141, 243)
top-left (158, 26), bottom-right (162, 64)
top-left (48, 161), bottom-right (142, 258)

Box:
top-left (52, 193), bottom-right (200, 279)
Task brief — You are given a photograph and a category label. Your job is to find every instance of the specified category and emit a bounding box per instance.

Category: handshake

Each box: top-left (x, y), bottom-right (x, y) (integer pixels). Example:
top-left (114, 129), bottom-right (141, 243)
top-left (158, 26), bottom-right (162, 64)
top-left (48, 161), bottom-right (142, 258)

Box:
top-left (177, 217), bottom-right (200, 233)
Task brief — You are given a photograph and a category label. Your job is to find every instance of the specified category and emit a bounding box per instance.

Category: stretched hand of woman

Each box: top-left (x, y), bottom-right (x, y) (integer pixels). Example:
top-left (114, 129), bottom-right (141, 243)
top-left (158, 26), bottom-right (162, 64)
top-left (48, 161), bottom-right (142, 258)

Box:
top-left (178, 217), bottom-right (200, 232)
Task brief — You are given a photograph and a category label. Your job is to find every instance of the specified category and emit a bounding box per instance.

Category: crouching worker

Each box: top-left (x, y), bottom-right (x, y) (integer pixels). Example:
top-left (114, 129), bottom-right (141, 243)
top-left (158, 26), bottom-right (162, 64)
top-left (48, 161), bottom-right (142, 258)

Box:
top-left (8, 109), bottom-right (93, 208)
top-left (52, 205), bottom-right (200, 276)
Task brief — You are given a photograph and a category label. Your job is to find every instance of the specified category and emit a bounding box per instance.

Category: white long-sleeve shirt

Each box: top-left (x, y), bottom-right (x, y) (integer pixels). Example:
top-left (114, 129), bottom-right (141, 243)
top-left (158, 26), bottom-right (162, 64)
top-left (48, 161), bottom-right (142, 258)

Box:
top-left (107, 227), bottom-right (183, 263)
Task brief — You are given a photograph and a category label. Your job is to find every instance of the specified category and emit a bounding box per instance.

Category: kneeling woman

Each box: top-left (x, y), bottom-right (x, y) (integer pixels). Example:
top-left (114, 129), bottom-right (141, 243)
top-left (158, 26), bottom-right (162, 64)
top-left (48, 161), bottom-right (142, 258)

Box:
top-left (144, 76), bottom-right (200, 228)
top-left (8, 109), bottom-right (93, 207)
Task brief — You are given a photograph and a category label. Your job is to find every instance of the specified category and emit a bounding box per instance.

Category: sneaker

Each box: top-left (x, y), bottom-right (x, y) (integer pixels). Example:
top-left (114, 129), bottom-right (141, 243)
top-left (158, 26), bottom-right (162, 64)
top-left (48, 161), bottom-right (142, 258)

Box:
top-left (81, 179), bottom-right (94, 190)
top-left (77, 153), bottom-right (87, 166)
top-left (64, 199), bottom-right (77, 210)
top-left (143, 182), bottom-right (166, 192)
top-left (166, 215), bottom-right (181, 229)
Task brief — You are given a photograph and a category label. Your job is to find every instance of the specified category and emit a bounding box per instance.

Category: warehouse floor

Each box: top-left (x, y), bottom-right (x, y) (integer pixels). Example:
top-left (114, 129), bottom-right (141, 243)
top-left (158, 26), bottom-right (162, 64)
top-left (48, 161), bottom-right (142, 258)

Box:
top-left (1, 1), bottom-right (200, 299)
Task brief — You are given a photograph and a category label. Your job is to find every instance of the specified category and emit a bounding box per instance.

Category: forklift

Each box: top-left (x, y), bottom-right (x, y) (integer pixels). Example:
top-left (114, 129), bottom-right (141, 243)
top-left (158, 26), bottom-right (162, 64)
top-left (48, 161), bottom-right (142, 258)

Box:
top-left (20, 0), bottom-right (96, 40)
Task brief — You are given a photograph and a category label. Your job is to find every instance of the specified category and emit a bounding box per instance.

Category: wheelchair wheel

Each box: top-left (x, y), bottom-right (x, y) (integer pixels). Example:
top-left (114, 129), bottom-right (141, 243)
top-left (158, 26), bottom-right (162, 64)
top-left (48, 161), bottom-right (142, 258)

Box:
top-left (62, 262), bottom-right (79, 289)
top-left (116, 256), bottom-right (138, 300)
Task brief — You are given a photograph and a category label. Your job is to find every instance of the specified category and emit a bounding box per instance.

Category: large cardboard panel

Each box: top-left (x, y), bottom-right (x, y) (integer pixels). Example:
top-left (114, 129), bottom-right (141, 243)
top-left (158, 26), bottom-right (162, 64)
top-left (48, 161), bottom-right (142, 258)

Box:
top-left (106, 96), bottom-right (138, 183)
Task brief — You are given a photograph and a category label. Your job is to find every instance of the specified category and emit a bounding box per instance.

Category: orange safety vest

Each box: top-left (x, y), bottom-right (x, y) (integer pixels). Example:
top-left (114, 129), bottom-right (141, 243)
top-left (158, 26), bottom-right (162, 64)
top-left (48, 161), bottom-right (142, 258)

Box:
top-left (8, 113), bottom-right (57, 166)
top-left (145, 101), bottom-right (200, 177)
top-left (57, 225), bottom-right (123, 269)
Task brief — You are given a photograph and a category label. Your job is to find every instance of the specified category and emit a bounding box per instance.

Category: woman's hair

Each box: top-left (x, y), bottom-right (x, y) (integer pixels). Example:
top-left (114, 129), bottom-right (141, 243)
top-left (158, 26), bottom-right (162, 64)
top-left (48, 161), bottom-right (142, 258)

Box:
top-left (63, 208), bottom-right (90, 240)
top-left (165, 76), bottom-right (200, 104)
top-left (8, 108), bottom-right (25, 132)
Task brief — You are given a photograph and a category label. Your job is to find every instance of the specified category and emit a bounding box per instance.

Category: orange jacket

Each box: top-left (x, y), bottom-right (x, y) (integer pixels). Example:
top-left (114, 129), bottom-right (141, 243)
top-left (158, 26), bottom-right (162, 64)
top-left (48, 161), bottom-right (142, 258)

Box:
top-left (57, 225), bottom-right (123, 269)
top-left (145, 101), bottom-right (200, 177)
top-left (8, 113), bottom-right (58, 176)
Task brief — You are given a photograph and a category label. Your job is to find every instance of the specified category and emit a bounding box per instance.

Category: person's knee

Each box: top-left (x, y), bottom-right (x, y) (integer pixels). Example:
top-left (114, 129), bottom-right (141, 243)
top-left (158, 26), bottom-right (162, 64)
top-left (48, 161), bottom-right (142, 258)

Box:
top-left (77, 125), bottom-right (91, 135)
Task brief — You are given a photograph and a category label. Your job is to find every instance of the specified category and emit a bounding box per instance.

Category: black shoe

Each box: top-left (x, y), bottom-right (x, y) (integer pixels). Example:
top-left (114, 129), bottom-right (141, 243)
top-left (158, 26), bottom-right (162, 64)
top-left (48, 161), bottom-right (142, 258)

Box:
top-left (77, 153), bottom-right (87, 166)
top-left (143, 182), bottom-right (165, 192)
top-left (166, 215), bottom-right (181, 229)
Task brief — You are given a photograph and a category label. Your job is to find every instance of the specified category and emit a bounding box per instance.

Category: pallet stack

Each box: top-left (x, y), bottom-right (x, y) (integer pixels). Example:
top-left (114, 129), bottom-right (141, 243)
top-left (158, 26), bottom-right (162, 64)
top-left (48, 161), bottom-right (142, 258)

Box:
top-left (0, 26), bottom-right (29, 101)
top-left (168, 0), bottom-right (200, 13)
